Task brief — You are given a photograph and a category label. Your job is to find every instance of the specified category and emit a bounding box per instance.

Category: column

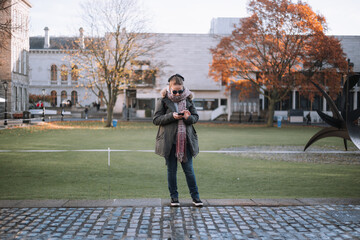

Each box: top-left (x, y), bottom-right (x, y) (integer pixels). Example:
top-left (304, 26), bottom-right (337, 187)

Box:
top-left (292, 90), bottom-right (296, 109)
top-left (323, 96), bottom-right (327, 112)
top-left (227, 94), bottom-right (231, 122)
top-left (354, 89), bottom-right (358, 110)
top-left (57, 94), bottom-right (61, 107)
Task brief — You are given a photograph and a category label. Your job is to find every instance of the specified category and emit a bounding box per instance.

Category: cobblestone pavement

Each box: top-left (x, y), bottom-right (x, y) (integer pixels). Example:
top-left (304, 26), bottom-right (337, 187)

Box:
top-left (1, 204), bottom-right (360, 239)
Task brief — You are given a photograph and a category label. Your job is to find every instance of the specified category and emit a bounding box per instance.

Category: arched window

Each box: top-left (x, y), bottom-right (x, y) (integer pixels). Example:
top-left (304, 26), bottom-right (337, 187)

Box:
top-left (61, 91), bottom-right (67, 105)
top-left (99, 90), bottom-right (105, 107)
top-left (71, 91), bottom-right (78, 105)
top-left (71, 65), bottom-right (79, 82)
top-left (51, 90), bottom-right (57, 107)
top-left (61, 65), bottom-right (68, 84)
top-left (51, 64), bottom-right (57, 83)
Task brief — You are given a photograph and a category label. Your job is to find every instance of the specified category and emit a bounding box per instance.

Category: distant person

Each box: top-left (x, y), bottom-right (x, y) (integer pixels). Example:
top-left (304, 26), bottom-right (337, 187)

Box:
top-left (36, 102), bottom-right (43, 108)
top-left (122, 103), bottom-right (127, 120)
top-left (84, 107), bottom-right (88, 119)
top-left (153, 74), bottom-right (203, 207)
top-left (306, 112), bottom-right (311, 125)
top-left (248, 112), bottom-right (253, 123)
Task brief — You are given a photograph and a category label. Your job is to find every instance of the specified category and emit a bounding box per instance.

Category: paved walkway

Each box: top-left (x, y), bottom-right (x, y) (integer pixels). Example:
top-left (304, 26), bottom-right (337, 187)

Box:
top-left (1, 198), bottom-right (359, 239)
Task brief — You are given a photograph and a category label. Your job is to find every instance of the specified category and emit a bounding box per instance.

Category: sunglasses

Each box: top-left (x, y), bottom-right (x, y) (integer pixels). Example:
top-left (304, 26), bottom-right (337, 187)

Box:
top-left (172, 89), bottom-right (184, 95)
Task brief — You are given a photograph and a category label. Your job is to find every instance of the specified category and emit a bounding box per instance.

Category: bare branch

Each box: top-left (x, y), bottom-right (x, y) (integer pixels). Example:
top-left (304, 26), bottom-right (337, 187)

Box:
top-left (66, 0), bottom-right (163, 127)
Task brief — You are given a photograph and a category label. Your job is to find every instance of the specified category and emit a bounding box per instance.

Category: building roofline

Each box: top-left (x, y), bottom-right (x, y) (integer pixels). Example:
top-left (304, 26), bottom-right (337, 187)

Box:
top-left (22, 0), bottom-right (32, 8)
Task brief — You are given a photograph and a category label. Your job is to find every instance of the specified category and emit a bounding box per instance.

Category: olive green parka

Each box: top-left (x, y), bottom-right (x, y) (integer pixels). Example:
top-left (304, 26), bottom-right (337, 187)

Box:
top-left (153, 88), bottom-right (199, 159)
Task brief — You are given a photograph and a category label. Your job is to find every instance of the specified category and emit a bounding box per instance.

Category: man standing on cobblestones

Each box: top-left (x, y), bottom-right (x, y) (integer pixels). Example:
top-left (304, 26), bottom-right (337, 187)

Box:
top-left (153, 74), bottom-right (203, 207)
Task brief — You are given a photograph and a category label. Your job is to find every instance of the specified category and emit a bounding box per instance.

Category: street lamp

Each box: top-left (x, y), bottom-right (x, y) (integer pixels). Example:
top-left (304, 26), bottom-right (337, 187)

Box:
top-left (2, 81), bottom-right (8, 126)
top-left (42, 89), bottom-right (45, 121)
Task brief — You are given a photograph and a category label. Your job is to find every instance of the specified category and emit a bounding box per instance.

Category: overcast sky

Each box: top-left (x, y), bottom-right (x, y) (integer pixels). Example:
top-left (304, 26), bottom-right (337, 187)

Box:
top-left (29, 0), bottom-right (360, 37)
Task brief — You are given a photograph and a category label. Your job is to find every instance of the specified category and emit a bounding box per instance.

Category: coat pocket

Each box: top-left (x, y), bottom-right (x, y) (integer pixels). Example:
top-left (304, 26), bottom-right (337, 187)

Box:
top-left (192, 126), bottom-right (198, 140)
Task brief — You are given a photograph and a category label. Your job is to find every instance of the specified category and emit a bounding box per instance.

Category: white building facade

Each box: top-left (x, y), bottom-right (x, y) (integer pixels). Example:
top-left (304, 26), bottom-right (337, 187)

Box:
top-left (29, 28), bottom-right (103, 109)
top-left (29, 30), bottom-right (230, 120)
top-left (113, 33), bottom-right (228, 120)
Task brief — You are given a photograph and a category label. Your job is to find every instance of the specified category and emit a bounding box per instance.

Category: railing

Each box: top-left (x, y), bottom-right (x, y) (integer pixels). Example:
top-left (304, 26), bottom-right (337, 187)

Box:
top-left (232, 102), bottom-right (258, 114)
top-left (211, 106), bottom-right (227, 121)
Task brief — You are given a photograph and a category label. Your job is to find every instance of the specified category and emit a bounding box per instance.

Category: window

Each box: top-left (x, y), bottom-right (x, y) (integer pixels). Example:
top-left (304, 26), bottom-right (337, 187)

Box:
top-left (23, 50), bottom-right (27, 75)
top-left (312, 95), bottom-right (322, 111)
top-left (143, 70), bottom-right (156, 85)
top-left (51, 90), bottom-right (57, 107)
top-left (19, 47), bottom-right (22, 74)
top-left (61, 91), bottom-right (67, 105)
top-left (137, 99), bottom-right (155, 110)
top-left (51, 65), bottom-right (57, 83)
top-left (131, 61), bottom-right (156, 85)
top-left (71, 91), bottom-right (78, 105)
top-left (220, 99), bottom-right (227, 106)
top-left (18, 87), bottom-right (22, 111)
top-left (24, 88), bottom-right (27, 110)
top-left (16, 46), bottom-right (20, 73)
top-left (20, 51), bottom-right (24, 74)
top-left (275, 93), bottom-right (291, 110)
top-left (12, 44), bottom-right (16, 72)
top-left (15, 87), bottom-right (18, 111)
top-left (194, 99), bottom-right (219, 110)
top-left (299, 95), bottom-right (311, 110)
top-left (61, 65), bottom-right (68, 84)
top-left (71, 65), bottom-right (79, 82)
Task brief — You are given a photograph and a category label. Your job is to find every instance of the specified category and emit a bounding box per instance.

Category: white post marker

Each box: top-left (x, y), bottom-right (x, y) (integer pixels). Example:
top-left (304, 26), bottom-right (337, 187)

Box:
top-left (108, 147), bottom-right (110, 166)
top-left (107, 147), bottom-right (111, 199)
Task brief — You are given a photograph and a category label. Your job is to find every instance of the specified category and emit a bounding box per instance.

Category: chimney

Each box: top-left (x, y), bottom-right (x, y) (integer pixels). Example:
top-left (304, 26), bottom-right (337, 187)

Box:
top-left (44, 27), bottom-right (50, 48)
top-left (79, 27), bottom-right (85, 49)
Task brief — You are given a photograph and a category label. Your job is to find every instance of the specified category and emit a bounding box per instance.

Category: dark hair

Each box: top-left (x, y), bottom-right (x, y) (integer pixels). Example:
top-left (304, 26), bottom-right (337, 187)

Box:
top-left (168, 74), bottom-right (184, 84)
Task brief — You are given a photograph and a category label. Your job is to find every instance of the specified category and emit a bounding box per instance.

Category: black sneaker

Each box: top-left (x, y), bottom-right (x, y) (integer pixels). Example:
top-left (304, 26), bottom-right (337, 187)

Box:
top-left (171, 198), bottom-right (180, 207)
top-left (192, 198), bottom-right (203, 207)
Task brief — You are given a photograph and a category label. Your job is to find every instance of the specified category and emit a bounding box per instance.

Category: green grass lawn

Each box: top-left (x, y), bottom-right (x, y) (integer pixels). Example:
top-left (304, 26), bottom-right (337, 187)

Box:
top-left (0, 121), bottom-right (359, 200)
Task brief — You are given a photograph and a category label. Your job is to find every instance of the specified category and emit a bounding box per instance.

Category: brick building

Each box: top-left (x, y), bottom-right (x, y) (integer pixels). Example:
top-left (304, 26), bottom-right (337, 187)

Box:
top-left (0, 0), bottom-right (31, 120)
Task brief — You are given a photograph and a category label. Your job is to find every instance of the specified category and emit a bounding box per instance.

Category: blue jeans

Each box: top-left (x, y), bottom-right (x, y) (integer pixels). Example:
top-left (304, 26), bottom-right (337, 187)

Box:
top-left (166, 145), bottom-right (200, 200)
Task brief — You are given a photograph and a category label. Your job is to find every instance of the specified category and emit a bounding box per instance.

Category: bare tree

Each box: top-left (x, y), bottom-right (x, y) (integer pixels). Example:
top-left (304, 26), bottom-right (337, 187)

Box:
top-left (0, 0), bottom-right (23, 50)
top-left (0, 0), bottom-right (12, 50)
top-left (69, 0), bottom-right (162, 127)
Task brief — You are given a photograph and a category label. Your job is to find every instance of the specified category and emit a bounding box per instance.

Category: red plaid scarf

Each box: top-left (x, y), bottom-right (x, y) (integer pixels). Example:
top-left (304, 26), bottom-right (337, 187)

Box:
top-left (168, 87), bottom-right (191, 163)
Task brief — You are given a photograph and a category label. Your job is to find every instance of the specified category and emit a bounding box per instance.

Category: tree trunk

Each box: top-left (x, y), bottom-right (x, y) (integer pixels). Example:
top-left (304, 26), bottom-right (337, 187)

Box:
top-left (105, 104), bottom-right (114, 127)
top-left (267, 99), bottom-right (275, 127)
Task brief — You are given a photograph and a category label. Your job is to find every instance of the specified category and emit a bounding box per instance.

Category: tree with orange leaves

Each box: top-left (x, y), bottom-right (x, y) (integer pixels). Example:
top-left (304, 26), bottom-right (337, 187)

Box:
top-left (301, 33), bottom-right (348, 102)
top-left (209, 0), bottom-right (348, 127)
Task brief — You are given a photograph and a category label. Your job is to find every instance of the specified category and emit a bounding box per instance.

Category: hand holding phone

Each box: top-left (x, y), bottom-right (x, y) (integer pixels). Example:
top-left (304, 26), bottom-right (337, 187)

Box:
top-left (173, 112), bottom-right (183, 119)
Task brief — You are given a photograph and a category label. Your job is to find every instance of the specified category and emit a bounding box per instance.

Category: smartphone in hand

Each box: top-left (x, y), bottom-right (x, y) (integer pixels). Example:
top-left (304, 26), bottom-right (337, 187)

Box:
top-left (177, 112), bottom-right (184, 115)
